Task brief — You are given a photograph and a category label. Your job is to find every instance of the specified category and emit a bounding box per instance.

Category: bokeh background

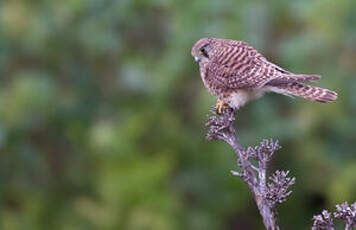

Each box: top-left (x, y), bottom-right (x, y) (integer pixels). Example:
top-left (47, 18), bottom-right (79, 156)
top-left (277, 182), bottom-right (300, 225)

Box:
top-left (0, 0), bottom-right (355, 229)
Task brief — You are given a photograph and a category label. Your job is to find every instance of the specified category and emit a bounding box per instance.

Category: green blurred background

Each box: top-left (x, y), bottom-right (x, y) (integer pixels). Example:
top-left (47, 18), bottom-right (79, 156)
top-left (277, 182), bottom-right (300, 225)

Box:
top-left (0, 0), bottom-right (355, 229)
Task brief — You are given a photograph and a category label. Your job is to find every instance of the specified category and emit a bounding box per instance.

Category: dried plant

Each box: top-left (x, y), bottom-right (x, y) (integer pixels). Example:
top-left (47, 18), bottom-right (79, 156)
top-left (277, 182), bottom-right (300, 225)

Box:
top-left (206, 108), bottom-right (295, 230)
top-left (312, 202), bottom-right (356, 230)
top-left (312, 210), bottom-right (334, 230)
top-left (206, 107), bottom-right (355, 230)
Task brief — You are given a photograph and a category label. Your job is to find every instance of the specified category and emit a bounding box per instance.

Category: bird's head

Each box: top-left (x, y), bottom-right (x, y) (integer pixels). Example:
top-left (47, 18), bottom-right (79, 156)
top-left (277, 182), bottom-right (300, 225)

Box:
top-left (191, 38), bottom-right (214, 64)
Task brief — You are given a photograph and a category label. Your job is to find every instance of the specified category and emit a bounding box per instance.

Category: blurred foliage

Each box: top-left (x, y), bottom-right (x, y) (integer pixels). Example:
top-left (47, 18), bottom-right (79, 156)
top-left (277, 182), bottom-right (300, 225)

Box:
top-left (0, 0), bottom-right (355, 229)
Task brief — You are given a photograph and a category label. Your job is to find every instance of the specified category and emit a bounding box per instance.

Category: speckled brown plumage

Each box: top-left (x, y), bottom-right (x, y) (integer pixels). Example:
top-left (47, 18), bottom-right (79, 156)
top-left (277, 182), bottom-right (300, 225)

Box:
top-left (191, 38), bottom-right (337, 110)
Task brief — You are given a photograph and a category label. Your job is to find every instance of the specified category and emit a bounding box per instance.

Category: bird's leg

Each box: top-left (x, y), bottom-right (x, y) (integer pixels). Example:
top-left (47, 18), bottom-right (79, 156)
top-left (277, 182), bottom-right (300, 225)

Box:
top-left (215, 99), bottom-right (229, 114)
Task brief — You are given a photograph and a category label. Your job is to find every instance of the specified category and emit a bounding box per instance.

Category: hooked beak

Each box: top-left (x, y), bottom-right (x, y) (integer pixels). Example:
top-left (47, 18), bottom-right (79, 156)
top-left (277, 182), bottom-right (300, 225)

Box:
top-left (194, 57), bottom-right (201, 63)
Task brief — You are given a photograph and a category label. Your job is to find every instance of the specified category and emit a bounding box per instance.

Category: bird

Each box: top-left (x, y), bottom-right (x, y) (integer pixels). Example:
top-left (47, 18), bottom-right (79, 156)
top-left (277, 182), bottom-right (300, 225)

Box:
top-left (191, 38), bottom-right (337, 113)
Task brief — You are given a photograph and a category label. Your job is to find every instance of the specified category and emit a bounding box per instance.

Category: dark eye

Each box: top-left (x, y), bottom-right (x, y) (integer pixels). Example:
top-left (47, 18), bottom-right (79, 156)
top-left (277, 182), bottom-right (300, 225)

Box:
top-left (200, 47), bottom-right (209, 58)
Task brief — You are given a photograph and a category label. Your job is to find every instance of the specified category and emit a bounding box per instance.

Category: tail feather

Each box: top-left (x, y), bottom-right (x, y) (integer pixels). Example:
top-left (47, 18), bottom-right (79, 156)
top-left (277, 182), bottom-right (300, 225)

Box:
top-left (273, 82), bottom-right (337, 103)
top-left (267, 74), bottom-right (321, 85)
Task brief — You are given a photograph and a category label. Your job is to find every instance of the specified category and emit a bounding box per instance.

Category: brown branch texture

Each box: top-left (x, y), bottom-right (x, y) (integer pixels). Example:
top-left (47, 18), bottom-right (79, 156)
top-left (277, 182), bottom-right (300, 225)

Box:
top-left (206, 107), bottom-right (356, 230)
top-left (206, 108), bottom-right (295, 230)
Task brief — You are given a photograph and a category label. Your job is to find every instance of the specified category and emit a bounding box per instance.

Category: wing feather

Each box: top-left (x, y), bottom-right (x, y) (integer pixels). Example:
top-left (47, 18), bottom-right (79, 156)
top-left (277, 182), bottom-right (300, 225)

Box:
top-left (208, 41), bottom-right (282, 89)
top-left (207, 40), bottom-right (320, 89)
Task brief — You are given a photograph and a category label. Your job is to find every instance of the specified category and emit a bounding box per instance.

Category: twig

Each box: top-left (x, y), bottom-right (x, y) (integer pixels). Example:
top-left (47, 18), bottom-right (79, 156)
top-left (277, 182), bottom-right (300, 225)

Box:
top-left (206, 108), bottom-right (295, 230)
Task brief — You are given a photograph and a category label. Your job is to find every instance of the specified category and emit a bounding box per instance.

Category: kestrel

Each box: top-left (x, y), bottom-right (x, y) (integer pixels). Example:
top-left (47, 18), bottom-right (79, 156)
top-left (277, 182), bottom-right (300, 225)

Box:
top-left (191, 38), bottom-right (337, 113)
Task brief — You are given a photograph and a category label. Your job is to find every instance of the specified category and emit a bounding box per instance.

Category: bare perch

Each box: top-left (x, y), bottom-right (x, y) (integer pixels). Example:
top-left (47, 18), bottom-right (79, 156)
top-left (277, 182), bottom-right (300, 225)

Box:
top-left (206, 108), bottom-right (295, 230)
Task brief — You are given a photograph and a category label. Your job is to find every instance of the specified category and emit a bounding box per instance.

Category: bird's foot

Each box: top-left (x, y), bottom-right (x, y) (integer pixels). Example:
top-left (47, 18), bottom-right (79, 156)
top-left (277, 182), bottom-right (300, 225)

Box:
top-left (215, 99), bottom-right (229, 114)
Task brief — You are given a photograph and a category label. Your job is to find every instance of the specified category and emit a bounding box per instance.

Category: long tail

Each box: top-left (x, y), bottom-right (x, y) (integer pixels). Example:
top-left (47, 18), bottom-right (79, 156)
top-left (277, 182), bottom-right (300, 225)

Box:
top-left (267, 74), bottom-right (321, 85)
top-left (273, 82), bottom-right (338, 103)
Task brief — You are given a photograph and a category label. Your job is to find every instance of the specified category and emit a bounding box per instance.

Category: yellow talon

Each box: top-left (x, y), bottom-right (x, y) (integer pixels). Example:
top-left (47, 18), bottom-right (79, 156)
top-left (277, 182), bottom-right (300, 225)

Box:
top-left (215, 99), bottom-right (228, 114)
